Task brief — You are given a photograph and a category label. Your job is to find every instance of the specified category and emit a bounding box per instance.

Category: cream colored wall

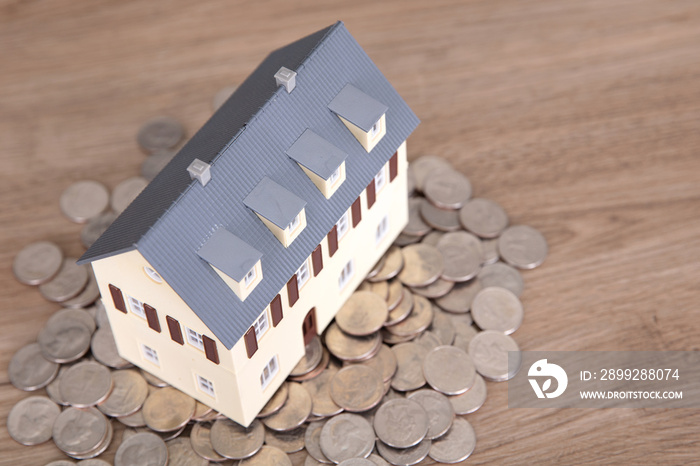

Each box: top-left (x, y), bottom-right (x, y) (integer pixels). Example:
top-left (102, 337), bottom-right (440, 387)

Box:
top-left (90, 250), bottom-right (245, 422)
top-left (90, 140), bottom-right (409, 427)
top-left (338, 114), bottom-right (387, 153)
top-left (299, 161), bottom-right (346, 199)
top-left (212, 259), bottom-right (262, 301)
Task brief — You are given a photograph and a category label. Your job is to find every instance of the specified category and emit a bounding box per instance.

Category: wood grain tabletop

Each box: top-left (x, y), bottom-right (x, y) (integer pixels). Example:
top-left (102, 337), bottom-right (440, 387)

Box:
top-left (2, 0), bottom-right (699, 464)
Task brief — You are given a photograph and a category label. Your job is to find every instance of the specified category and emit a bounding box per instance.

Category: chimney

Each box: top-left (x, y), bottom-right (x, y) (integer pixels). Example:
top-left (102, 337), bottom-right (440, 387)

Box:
top-left (274, 67), bottom-right (297, 93)
top-left (187, 159), bottom-right (211, 187)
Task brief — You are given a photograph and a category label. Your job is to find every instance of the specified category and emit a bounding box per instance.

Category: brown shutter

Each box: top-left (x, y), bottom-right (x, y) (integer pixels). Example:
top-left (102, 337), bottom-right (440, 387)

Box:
top-left (311, 245), bottom-right (323, 277)
top-left (244, 327), bottom-right (258, 358)
top-left (203, 335), bottom-right (219, 364)
top-left (366, 179), bottom-right (376, 209)
top-left (166, 316), bottom-right (184, 345)
top-left (389, 152), bottom-right (398, 181)
top-left (144, 304), bottom-right (161, 333)
top-left (271, 295), bottom-right (283, 327)
top-left (351, 197), bottom-right (362, 227)
top-left (327, 225), bottom-right (338, 257)
top-left (109, 284), bottom-right (126, 313)
top-left (287, 274), bottom-right (299, 307)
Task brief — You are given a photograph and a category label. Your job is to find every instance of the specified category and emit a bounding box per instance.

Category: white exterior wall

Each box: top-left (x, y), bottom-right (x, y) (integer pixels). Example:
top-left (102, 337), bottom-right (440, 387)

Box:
top-left (90, 141), bottom-right (409, 427)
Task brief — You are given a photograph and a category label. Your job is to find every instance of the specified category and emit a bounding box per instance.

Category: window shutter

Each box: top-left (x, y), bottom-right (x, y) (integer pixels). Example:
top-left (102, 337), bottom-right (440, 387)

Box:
top-left (351, 197), bottom-right (362, 227)
top-left (271, 294), bottom-right (283, 327)
top-left (244, 327), bottom-right (258, 359)
top-left (109, 284), bottom-right (126, 313)
top-left (166, 316), bottom-right (184, 345)
top-left (366, 179), bottom-right (376, 209)
top-left (327, 225), bottom-right (338, 257)
top-left (203, 335), bottom-right (219, 364)
top-left (144, 304), bottom-right (161, 333)
top-left (287, 274), bottom-right (299, 307)
top-left (389, 152), bottom-right (398, 181)
top-left (311, 245), bottom-right (323, 277)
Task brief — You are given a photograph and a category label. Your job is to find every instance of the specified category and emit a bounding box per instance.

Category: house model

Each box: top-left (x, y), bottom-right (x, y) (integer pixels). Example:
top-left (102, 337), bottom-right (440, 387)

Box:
top-left (78, 21), bottom-right (419, 427)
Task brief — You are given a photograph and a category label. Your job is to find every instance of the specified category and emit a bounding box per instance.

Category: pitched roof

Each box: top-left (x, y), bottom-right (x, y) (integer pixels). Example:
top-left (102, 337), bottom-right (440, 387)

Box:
top-left (79, 21), bottom-right (419, 349)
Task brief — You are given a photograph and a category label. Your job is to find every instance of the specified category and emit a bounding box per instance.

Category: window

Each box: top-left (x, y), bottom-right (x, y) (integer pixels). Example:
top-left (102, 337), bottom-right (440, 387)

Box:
top-left (260, 355), bottom-right (279, 390)
top-left (197, 375), bottom-right (215, 397)
top-left (287, 213), bottom-right (301, 233)
top-left (376, 215), bottom-right (390, 245)
top-left (243, 267), bottom-right (256, 287)
top-left (141, 344), bottom-right (159, 366)
top-left (338, 259), bottom-right (355, 290)
top-left (127, 295), bottom-right (146, 319)
top-left (254, 310), bottom-right (270, 340)
top-left (144, 266), bottom-right (163, 283)
top-left (296, 259), bottom-right (311, 290)
top-left (328, 166), bottom-right (341, 185)
top-left (374, 166), bottom-right (387, 193)
top-left (368, 118), bottom-right (382, 139)
top-left (336, 211), bottom-right (350, 241)
top-left (186, 327), bottom-right (205, 351)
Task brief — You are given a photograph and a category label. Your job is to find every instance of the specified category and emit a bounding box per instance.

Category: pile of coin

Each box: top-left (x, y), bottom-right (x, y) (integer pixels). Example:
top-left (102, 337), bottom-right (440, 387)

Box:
top-left (7, 101), bottom-right (548, 464)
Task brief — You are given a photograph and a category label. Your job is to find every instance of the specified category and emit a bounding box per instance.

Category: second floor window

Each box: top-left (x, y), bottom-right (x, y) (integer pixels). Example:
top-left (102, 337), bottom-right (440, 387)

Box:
top-left (296, 259), bottom-right (311, 290)
top-left (375, 166), bottom-right (387, 193)
top-left (186, 327), bottom-right (204, 351)
top-left (127, 295), bottom-right (146, 319)
top-left (336, 211), bottom-right (350, 241)
top-left (254, 311), bottom-right (270, 340)
top-left (243, 267), bottom-right (256, 287)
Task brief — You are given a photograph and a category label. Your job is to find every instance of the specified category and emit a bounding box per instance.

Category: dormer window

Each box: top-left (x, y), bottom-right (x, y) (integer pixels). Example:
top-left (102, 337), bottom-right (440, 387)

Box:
top-left (328, 84), bottom-right (388, 152)
top-left (244, 177), bottom-right (307, 247)
top-left (197, 228), bottom-right (263, 301)
top-left (286, 129), bottom-right (347, 199)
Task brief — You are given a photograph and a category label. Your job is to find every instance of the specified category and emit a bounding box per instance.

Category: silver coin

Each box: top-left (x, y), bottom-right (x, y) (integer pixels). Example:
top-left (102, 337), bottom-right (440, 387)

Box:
top-left (498, 225), bottom-right (548, 269)
top-left (166, 437), bottom-right (209, 466)
top-left (190, 421), bottom-right (227, 462)
top-left (449, 373), bottom-right (487, 414)
top-left (265, 425), bottom-right (306, 453)
top-left (468, 330), bottom-right (521, 381)
top-left (319, 413), bottom-right (374, 463)
top-left (338, 459), bottom-right (375, 466)
top-left (115, 432), bottom-right (168, 466)
top-left (478, 261), bottom-right (524, 297)
top-left (77, 459), bottom-right (111, 466)
top-left (60, 269), bottom-right (101, 309)
top-left (420, 201), bottom-right (461, 231)
top-left (91, 326), bottom-right (132, 368)
top-left (59, 180), bottom-right (110, 223)
top-left (304, 420), bottom-right (332, 463)
top-left (403, 197), bottom-right (432, 237)
top-left (423, 346), bottom-right (476, 395)
top-left (434, 279), bottom-right (482, 314)
top-left (290, 336), bottom-right (324, 376)
top-left (141, 150), bottom-right (177, 181)
top-left (98, 369), bottom-right (148, 417)
top-left (429, 417), bottom-right (476, 463)
top-left (141, 368), bottom-right (168, 387)
top-left (397, 243), bottom-right (443, 287)
top-left (7, 396), bottom-right (60, 445)
top-left (8, 342), bottom-right (59, 391)
top-left (411, 277), bottom-right (454, 299)
top-left (211, 418), bottom-right (264, 459)
top-left (459, 198), bottom-right (509, 238)
top-left (481, 238), bottom-right (500, 265)
top-left (81, 211), bottom-right (117, 249)
top-left (238, 445), bottom-right (292, 466)
top-left (451, 321), bottom-right (479, 354)
top-left (368, 453), bottom-right (391, 466)
top-left (415, 330), bottom-right (442, 352)
top-left (409, 155), bottom-right (452, 192)
top-left (376, 438), bottom-right (431, 466)
top-left (137, 116), bottom-right (184, 153)
top-left (420, 230), bottom-right (443, 246)
top-left (38, 316), bottom-right (92, 363)
top-left (302, 368), bottom-right (343, 417)
top-left (436, 231), bottom-right (483, 282)
top-left (406, 389), bottom-right (454, 440)
top-left (59, 361), bottom-right (113, 408)
top-left (358, 344), bottom-right (397, 383)
top-left (329, 365), bottom-right (384, 413)
top-left (261, 382), bottom-right (312, 432)
top-left (12, 241), bottom-right (63, 285)
top-left (429, 308), bottom-right (456, 345)
top-left (471, 286), bottom-right (524, 334)
top-left (424, 170), bottom-right (471, 209)
top-left (111, 176), bottom-right (148, 214)
top-left (374, 398), bottom-right (428, 448)
top-left (38, 258), bottom-right (89, 303)
top-left (212, 85), bottom-right (238, 111)
top-left (52, 407), bottom-right (108, 456)
top-left (48, 308), bottom-right (96, 334)
top-left (46, 365), bottom-right (70, 406)
top-left (390, 342), bottom-right (428, 392)
top-left (394, 232), bottom-right (421, 246)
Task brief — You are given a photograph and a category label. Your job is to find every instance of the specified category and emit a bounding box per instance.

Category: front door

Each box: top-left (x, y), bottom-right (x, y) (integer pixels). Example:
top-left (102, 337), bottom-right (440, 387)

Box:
top-left (302, 308), bottom-right (317, 346)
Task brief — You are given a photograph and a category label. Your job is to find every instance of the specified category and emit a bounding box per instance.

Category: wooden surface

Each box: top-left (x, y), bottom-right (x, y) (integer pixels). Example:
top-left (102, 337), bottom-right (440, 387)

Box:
top-left (2, 0), bottom-right (700, 464)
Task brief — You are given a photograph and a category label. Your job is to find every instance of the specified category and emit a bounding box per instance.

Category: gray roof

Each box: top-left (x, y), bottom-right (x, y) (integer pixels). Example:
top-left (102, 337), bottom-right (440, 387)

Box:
top-left (243, 176), bottom-right (307, 230)
top-left (79, 21), bottom-right (419, 349)
top-left (286, 129), bottom-right (347, 179)
top-left (328, 83), bottom-right (389, 132)
top-left (197, 228), bottom-right (262, 283)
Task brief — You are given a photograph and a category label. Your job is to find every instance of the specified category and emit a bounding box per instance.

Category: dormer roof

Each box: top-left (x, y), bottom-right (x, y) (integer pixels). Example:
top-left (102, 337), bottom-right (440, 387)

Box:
top-left (197, 228), bottom-right (262, 282)
top-left (328, 83), bottom-right (388, 132)
top-left (244, 177), bottom-right (307, 229)
top-left (286, 129), bottom-right (347, 179)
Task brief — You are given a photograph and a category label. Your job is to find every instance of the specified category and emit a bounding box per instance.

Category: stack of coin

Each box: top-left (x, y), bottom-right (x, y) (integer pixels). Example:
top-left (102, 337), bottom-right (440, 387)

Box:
top-left (6, 110), bottom-right (548, 464)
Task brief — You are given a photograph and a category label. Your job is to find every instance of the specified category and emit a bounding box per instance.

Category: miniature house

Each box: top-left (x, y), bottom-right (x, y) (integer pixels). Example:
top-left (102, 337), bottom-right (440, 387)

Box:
top-left (78, 21), bottom-right (419, 427)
